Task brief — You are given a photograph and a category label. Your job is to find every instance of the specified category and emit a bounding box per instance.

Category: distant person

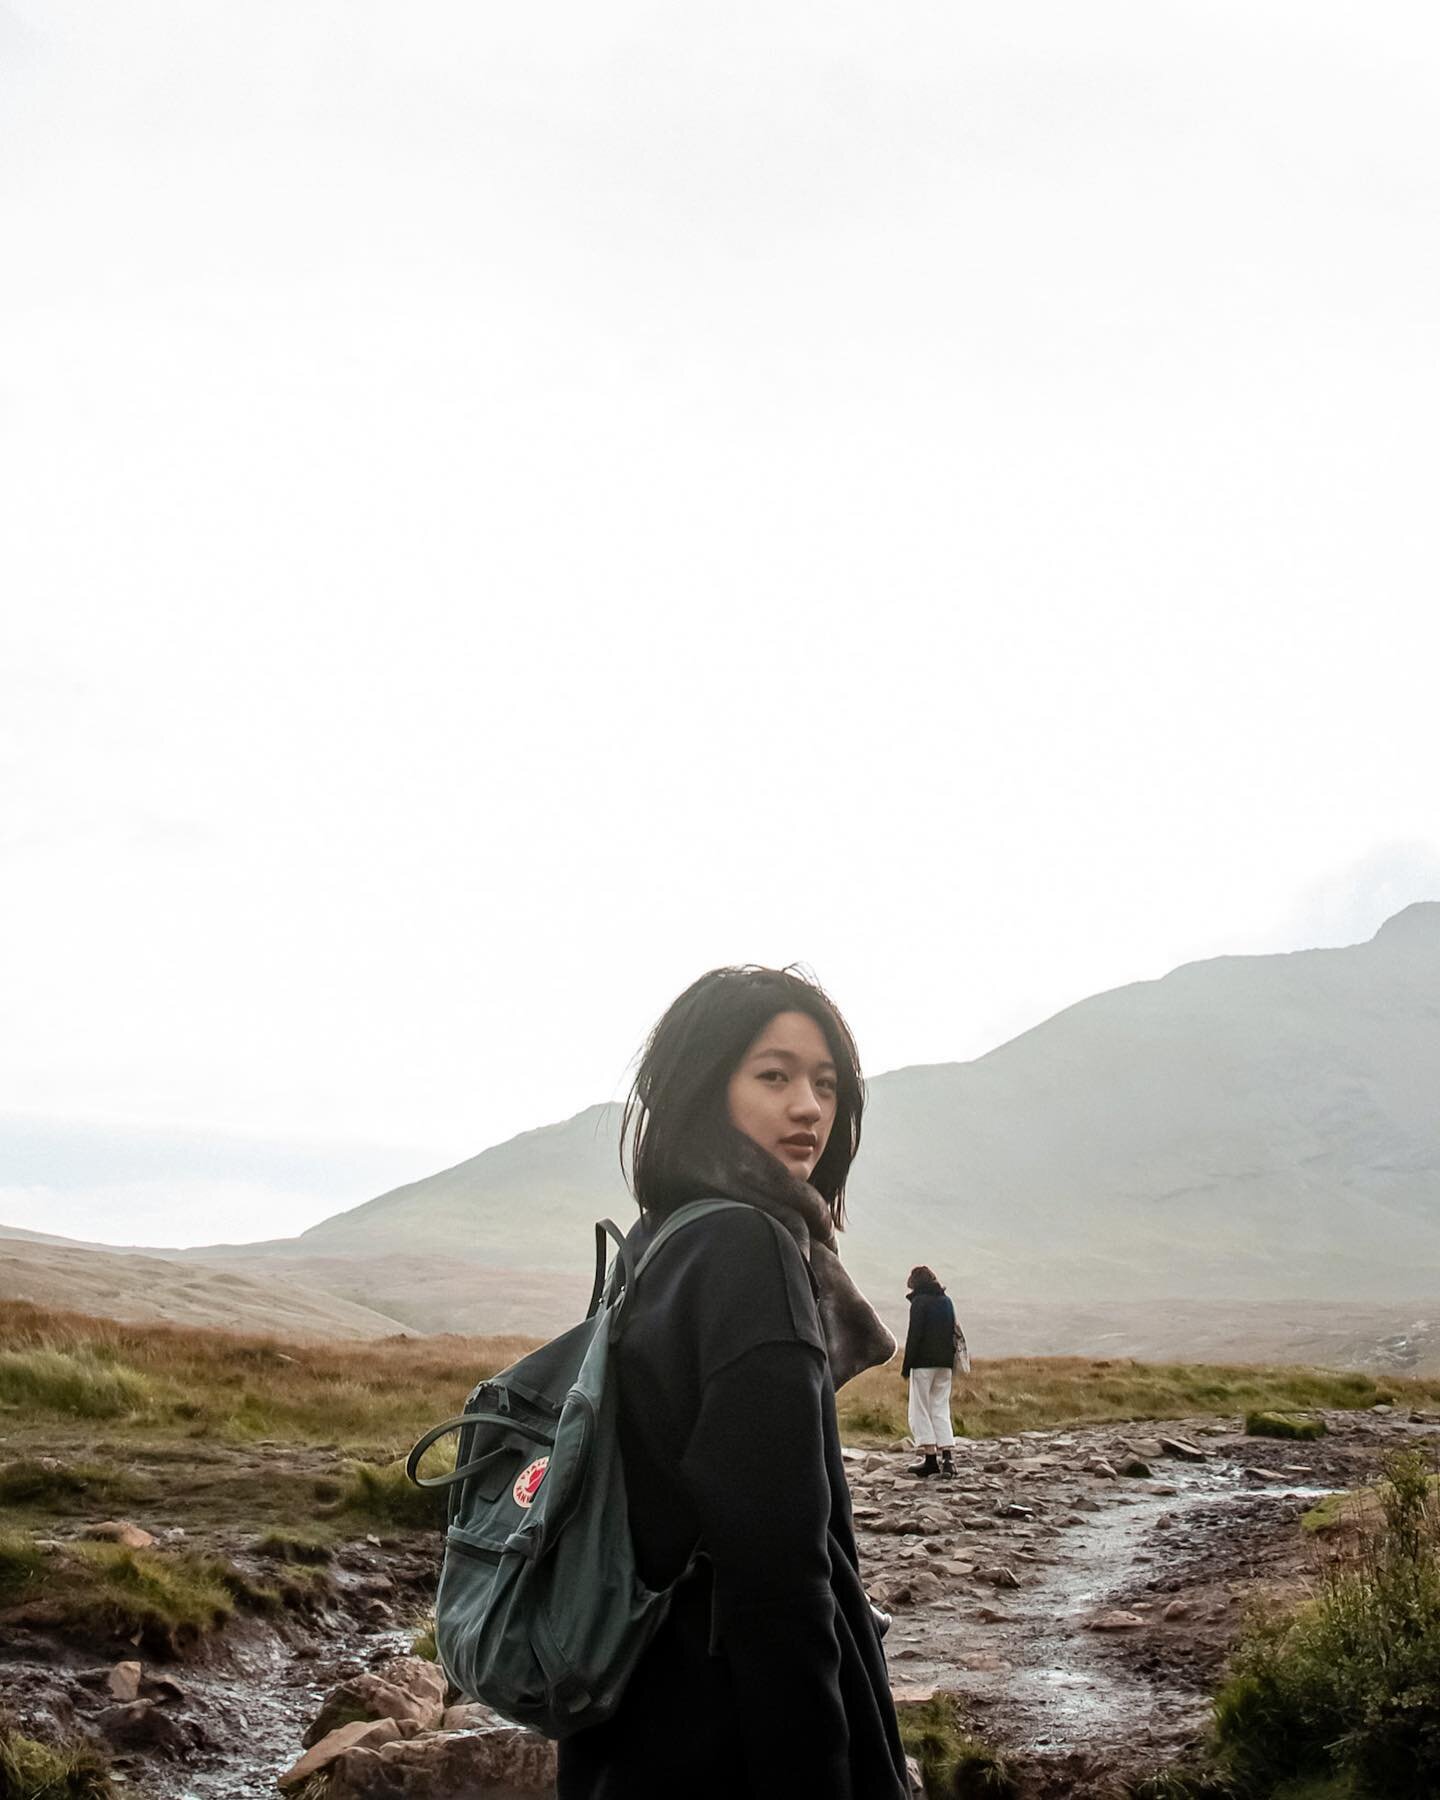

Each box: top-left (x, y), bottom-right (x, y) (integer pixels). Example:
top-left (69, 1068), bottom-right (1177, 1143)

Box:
top-left (556, 965), bottom-right (911, 1800)
top-left (901, 1264), bottom-right (958, 1479)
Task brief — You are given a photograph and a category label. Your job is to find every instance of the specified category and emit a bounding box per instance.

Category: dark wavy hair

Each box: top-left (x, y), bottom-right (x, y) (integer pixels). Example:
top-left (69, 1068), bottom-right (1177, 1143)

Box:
top-left (620, 965), bottom-right (865, 1229)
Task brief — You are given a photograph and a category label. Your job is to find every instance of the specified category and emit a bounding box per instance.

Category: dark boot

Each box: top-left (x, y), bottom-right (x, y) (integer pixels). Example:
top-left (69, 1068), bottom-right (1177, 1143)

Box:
top-left (907, 1453), bottom-right (940, 1478)
top-left (939, 1448), bottom-right (956, 1480)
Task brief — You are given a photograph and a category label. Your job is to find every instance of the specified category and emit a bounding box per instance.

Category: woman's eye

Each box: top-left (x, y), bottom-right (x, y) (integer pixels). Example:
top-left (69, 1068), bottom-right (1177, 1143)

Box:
top-left (759, 1069), bottom-right (785, 1083)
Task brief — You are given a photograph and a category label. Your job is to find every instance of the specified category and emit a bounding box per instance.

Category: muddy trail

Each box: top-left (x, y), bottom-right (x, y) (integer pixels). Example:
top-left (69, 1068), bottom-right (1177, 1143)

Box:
top-left (853, 1403), bottom-right (1440, 1791)
top-left (3, 1406), bottom-right (1438, 1797)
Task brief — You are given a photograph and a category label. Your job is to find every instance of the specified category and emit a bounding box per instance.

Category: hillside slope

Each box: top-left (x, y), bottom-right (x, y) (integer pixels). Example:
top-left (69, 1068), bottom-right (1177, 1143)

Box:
top-left (0, 1236), bottom-right (411, 1339)
top-left (194, 905), bottom-right (1440, 1307)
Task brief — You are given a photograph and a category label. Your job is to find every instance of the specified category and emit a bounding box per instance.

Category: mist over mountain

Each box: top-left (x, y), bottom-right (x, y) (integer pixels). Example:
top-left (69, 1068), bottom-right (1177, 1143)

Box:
top-left (181, 905), bottom-right (1440, 1324)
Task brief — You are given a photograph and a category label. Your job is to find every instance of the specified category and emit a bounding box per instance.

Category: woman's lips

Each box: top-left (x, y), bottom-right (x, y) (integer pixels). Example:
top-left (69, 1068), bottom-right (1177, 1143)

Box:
top-left (780, 1138), bottom-right (816, 1158)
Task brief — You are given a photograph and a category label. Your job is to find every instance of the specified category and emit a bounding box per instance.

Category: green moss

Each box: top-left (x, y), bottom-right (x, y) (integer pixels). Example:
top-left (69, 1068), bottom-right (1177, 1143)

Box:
top-left (1245, 1412), bottom-right (1327, 1441)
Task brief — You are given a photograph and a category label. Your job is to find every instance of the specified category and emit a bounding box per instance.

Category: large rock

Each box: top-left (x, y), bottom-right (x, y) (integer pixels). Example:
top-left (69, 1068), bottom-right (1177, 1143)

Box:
top-left (303, 1660), bottom-right (447, 1745)
top-left (325, 1726), bottom-right (558, 1799)
top-left (280, 1720), bottom-right (401, 1789)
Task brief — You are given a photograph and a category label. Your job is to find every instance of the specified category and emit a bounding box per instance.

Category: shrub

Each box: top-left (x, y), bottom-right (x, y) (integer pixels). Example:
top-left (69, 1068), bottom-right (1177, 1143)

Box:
top-left (0, 1350), bottom-right (152, 1420)
top-left (1245, 1412), bottom-right (1327, 1441)
top-left (1210, 1448), bottom-right (1440, 1797)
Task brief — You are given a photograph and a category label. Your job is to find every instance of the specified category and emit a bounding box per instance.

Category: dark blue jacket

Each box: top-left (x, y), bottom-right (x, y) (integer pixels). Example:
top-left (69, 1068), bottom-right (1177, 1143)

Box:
top-left (901, 1282), bottom-right (955, 1377)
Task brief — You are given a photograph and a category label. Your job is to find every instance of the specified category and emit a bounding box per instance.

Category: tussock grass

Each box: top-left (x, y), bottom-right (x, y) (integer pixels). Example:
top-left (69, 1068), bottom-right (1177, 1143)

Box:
top-left (0, 1713), bottom-right (113, 1800)
top-left (0, 1529), bottom-right (325, 1654)
top-left (0, 1300), bottom-right (537, 1455)
top-left (0, 1458), bottom-right (154, 1513)
top-left (894, 1693), bottom-right (1017, 1797)
top-left (0, 1349), bottom-right (153, 1420)
top-left (334, 1450), bottom-right (449, 1530)
top-left (411, 1611), bottom-right (438, 1662)
top-left (836, 1358), bottom-right (1440, 1443)
top-left (1245, 1412), bottom-right (1327, 1441)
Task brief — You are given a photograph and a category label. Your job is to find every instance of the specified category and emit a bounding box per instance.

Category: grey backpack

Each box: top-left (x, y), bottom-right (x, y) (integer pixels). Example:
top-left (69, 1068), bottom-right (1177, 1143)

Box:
top-left (405, 1198), bottom-right (747, 1740)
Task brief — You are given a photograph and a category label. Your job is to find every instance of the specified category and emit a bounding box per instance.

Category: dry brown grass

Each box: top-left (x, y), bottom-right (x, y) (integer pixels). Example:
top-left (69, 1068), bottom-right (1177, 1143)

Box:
top-left (0, 1300), bottom-right (539, 1457)
top-left (837, 1355), bottom-right (1440, 1443)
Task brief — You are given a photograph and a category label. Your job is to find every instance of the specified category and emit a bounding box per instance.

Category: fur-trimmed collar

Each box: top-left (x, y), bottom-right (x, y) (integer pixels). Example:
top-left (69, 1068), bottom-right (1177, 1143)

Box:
top-left (678, 1135), bottom-right (897, 1389)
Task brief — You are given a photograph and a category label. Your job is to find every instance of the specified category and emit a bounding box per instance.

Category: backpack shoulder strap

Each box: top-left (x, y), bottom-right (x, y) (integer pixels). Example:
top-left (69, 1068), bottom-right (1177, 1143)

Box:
top-left (633, 1198), bottom-right (756, 1279)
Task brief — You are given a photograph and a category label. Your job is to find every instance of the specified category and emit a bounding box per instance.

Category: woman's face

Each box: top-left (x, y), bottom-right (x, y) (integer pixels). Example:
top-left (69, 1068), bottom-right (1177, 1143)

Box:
top-left (725, 1009), bottom-right (839, 1183)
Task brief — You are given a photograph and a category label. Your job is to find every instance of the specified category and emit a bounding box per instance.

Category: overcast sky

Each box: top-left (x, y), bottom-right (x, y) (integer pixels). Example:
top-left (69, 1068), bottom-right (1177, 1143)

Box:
top-left (3, 1), bottom-right (1439, 1248)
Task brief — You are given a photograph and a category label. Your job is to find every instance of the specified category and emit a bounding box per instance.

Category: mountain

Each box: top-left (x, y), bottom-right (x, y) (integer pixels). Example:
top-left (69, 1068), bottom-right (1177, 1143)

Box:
top-left (179, 904), bottom-right (1440, 1321)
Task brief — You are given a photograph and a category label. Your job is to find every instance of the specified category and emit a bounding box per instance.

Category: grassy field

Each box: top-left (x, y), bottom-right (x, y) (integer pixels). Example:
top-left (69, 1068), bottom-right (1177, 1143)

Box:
top-left (838, 1355), bottom-right (1440, 1444)
top-left (5, 1301), bottom-right (1440, 1461)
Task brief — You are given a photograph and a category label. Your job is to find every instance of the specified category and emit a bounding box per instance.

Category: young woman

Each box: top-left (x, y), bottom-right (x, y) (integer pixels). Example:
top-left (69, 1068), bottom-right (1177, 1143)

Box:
top-left (556, 965), bottom-right (911, 1800)
top-left (901, 1264), bottom-right (957, 1479)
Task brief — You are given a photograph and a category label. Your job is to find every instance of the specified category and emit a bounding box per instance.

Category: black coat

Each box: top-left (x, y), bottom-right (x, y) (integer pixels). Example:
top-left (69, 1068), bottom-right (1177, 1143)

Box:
top-left (901, 1285), bottom-right (955, 1377)
top-left (556, 1205), bottom-right (910, 1800)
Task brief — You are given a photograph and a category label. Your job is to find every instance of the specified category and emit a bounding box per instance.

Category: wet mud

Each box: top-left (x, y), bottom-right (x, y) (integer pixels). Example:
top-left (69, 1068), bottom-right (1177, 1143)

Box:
top-left (853, 1405), bottom-right (1440, 1791)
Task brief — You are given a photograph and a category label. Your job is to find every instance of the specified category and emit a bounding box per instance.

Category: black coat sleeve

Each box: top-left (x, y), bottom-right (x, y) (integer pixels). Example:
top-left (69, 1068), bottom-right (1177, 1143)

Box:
top-left (678, 1338), bottom-right (851, 1799)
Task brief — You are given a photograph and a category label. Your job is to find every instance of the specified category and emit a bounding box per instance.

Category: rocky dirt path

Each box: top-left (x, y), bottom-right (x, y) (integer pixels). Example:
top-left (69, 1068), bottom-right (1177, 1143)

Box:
top-left (6, 1406), bottom-right (1438, 1797)
top-left (849, 1403), bottom-right (1440, 1791)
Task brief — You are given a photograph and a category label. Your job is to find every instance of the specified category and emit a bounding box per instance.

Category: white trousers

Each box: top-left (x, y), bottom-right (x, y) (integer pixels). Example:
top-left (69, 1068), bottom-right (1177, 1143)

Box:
top-left (907, 1367), bottom-right (955, 1449)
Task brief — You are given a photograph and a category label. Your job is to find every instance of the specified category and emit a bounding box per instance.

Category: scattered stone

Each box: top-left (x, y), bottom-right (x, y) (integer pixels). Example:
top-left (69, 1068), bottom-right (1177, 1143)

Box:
top-left (81, 1522), bottom-right (156, 1550)
top-left (106, 1662), bottom-right (143, 1703)
top-left (1116, 1458), bottom-right (1152, 1479)
top-left (982, 1567), bottom-right (1021, 1590)
top-left (1242, 1467), bottom-right (1287, 1484)
top-left (1163, 1599), bottom-right (1192, 1621)
top-left (1087, 1459), bottom-right (1117, 1479)
top-left (996, 1503), bottom-right (1035, 1520)
top-left (1158, 1437), bottom-right (1206, 1462)
top-left (1088, 1610), bottom-right (1146, 1631)
top-left (975, 1606), bottom-right (1011, 1624)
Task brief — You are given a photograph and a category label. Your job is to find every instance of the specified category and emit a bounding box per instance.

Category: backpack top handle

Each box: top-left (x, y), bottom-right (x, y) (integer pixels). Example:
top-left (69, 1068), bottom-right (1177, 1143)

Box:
top-left (585, 1219), bottom-right (634, 1320)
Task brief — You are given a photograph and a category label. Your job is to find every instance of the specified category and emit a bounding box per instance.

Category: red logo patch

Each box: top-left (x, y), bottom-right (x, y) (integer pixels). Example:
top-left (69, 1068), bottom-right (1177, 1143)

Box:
top-left (513, 1457), bottom-right (549, 1509)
